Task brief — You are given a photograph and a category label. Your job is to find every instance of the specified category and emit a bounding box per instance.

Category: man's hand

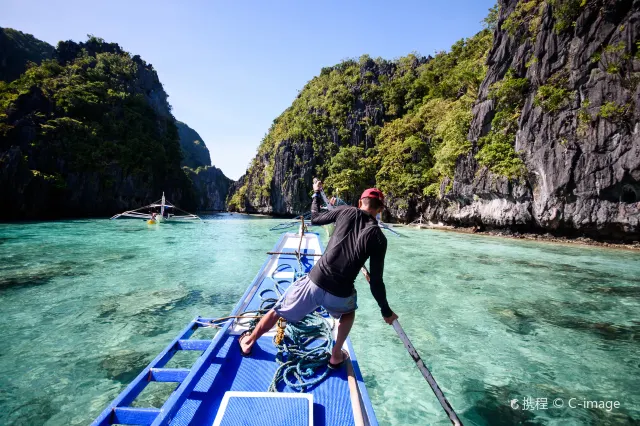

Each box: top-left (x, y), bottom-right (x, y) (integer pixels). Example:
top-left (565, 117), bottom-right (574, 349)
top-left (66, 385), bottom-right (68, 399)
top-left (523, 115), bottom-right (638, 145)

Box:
top-left (383, 311), bottom-right (398, 325)
top-left (313, 179), bottom-right (323, 192)
top-left (361, 268), bottom-right (370, 282)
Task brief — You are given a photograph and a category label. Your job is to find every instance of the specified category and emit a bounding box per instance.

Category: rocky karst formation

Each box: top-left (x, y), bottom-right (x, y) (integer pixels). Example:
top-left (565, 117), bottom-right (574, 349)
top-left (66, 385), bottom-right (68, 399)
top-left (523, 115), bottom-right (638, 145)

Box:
top-left (175, 121), bottom-right (233, 211)
top-left (422, 0), bottom-right (639, 241)
top-left (176, 121), bottom-right (212, 169)
top-left (230, 0), bottom-right (639, 241)
top-left (1, 31), bottom-right (232, 219)
top-left (227, 55), bottom-right (430, 215)
top-left (0, 35), bottom-right (197, 219)
top-left (177, 121), bottom-right (233, 211)
top-left (184, 166), bottom-right (232, 211)
top-left (0, 27), bottom-right (54, 82)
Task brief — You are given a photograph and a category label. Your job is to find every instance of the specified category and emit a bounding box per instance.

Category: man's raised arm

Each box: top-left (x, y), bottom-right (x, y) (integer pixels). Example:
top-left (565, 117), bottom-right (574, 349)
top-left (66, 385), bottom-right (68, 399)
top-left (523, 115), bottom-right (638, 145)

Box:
top-left (310, 181), bottom-right (342, 225)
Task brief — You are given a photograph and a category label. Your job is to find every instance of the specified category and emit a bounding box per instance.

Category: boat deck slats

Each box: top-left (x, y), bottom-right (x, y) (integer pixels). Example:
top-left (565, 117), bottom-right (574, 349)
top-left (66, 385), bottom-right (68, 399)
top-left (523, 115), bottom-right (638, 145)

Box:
top-left (149, 368), bottom-right (191, 383)
top-left (112, 407), bottom-right (160, 425)
top-left (92, 317), bottom-right (227, 426)
top-left (92, 233), bottom-right (379, 426)
top-left (176, 339), bottom-right (210, 351)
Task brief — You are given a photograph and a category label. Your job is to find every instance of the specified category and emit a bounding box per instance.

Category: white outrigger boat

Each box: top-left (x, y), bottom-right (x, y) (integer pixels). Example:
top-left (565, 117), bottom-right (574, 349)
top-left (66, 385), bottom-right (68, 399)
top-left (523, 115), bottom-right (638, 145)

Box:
top-left (92, 229), bottom-right (379, 425)
top-left (95, 218), bottom-right (462, 426)
top-left (110, 193), bottom-right (201, 223)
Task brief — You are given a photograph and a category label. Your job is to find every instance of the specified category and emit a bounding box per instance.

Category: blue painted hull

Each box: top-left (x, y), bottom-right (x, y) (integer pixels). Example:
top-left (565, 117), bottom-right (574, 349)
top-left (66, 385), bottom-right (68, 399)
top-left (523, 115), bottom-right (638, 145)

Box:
top-left (92, 232), bottom-right (378, 425)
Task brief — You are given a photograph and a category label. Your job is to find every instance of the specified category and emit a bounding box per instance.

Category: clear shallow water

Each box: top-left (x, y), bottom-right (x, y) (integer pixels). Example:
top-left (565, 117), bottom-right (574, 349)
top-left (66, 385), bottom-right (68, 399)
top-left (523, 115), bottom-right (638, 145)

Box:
top-left (0, 216), bottom-right (638, 425)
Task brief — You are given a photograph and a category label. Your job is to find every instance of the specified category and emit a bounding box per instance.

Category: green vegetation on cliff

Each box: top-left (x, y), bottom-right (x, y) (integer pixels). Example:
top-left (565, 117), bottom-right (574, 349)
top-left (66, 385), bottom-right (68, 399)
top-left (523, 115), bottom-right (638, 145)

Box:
top-left (176, 120), bottom-right (212, 169)
top-left (476, 70), bottom-right (528, 178)
top-left (229, 10), bottom-right (500, 210)
top-left (0, 27), bottom-right (55, 83)
top-left (0, 35), bottom-right (195, 218)
top-left (1, 36), bottom-right (184, 177)
top-left (503, 0), bottom-right (585, 40)
top-left (375, 31), bottom-right (491, 199)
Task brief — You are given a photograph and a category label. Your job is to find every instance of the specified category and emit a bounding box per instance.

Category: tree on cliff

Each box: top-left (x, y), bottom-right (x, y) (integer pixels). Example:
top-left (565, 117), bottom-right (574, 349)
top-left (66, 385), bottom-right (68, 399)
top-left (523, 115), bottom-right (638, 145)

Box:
top-left (228, 19), bottom-right (494, 212)
top-left (0, 35), bottom-right (195, 219)
top-left (0, 27), bottom-right (55, 83)
top-left (230, 0), bottom-right (640, 241)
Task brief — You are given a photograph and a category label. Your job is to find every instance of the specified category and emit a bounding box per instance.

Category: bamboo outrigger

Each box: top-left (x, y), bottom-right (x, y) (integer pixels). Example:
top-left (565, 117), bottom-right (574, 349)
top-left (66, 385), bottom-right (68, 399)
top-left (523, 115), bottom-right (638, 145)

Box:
top-left (110, 193), bottom-right (201, 222)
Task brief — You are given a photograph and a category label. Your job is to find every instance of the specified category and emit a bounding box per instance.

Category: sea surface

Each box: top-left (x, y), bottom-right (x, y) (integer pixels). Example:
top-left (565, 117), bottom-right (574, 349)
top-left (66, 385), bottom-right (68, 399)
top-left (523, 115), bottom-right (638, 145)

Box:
top-left (0, 215), bottom-right (639, 426)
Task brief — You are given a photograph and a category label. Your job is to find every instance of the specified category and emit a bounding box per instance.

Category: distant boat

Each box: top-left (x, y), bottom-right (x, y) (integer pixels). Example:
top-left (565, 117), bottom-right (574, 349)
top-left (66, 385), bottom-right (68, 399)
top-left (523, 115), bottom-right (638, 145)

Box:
top-left (110, 192), bottom-right (200, 222)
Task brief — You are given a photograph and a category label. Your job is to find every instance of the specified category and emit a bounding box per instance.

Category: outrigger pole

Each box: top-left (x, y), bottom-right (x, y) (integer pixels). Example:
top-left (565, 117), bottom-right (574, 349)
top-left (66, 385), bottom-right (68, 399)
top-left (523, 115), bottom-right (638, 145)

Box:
top-left (360, 266), bottom-right (463, 426)
top-left (109, 193), bottom-right (201, 221)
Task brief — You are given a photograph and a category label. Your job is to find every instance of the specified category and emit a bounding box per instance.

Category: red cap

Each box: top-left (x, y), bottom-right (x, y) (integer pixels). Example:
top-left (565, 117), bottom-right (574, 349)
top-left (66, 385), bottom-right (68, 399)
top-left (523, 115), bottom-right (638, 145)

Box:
top-left (360, 188), bottom-right (385, 203)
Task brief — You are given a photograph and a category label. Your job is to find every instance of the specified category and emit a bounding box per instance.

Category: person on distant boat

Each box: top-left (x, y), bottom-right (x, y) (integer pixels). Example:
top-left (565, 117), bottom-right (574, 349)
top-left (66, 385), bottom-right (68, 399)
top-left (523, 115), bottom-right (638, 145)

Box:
top-left (163, 208), bottom-right (169, 219)
top-left (151, 212), bottom-right (157, 221)
top-left (239, 181), bottom-right (398, 369)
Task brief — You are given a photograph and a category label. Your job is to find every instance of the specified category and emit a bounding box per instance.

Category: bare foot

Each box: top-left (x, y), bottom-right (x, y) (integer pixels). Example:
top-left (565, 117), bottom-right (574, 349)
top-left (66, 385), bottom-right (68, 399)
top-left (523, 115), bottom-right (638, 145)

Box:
top-left (329, 348), bottom-right (347, 366)
top-left (239, 331), bottom-right (253, 356)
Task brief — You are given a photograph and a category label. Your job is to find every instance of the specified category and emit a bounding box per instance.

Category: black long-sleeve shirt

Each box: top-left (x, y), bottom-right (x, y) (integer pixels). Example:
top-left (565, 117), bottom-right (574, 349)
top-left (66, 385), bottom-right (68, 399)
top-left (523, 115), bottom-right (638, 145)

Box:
top-left (309, 193), bottom-right (393, 317)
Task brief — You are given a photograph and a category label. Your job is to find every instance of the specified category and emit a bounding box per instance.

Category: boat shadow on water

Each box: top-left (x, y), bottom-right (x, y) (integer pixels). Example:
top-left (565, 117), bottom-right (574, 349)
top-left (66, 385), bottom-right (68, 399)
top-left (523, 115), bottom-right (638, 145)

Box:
top-left (100, 350), bottom-right (153, 385)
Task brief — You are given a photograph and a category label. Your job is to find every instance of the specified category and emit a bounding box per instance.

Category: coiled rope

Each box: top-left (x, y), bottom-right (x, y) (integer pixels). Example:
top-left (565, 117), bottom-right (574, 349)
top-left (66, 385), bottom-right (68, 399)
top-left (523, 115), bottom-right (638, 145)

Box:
top-left (204, 227), bottom-right (335, 392)
top-left (243, 261), bottom-right (334, 392)
top-left (267, 226), bottom-right (334, 392)
top-left (268, 309), bottom-right (333, 392)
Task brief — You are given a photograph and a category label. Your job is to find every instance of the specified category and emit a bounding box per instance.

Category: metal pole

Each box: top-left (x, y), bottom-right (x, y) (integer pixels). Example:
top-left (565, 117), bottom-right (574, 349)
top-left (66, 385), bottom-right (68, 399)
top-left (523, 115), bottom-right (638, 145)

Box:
top-left (267, 251), bottom-right (322, 257)
top-left (390, 319), bottom-right (462, 426)
top-left (360, 266), bottom-right (463, 426)
top-left (345, 356), bottom-right (366, 426)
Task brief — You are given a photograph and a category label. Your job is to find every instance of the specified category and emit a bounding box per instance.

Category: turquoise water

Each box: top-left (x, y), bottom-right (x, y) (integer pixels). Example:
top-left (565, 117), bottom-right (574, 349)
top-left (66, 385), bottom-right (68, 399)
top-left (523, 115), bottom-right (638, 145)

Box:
top-left (0, 216), bottom-right (639, 425)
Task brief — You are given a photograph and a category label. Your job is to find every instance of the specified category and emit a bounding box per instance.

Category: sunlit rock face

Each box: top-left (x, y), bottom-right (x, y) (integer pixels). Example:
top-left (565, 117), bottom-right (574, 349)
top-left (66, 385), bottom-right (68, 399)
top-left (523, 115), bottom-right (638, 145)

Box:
top-left (185, 166), bottom-right (232, 211)
top-left (421, 0), bottom-right (640, 241)
top-left (229, 0), bottom-right (639, 241)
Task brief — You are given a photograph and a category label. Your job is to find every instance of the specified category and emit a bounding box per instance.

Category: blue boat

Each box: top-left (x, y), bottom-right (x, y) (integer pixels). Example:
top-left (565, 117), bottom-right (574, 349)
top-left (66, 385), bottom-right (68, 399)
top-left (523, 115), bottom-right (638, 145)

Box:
top-left (93, 230), bottom-right (378, 426)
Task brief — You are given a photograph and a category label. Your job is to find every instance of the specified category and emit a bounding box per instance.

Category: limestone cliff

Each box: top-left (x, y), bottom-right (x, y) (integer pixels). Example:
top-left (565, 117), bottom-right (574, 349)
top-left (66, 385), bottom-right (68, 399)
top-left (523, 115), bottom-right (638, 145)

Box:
top-left (422, 0), bottom-right (639, 241)
top-left (230, 0), bottom-right (639, 241)
top-left (0, 29), bottom-right (236, 219)
top-left (176, 121), bottom-right (212, 169)
top-left (0, 27), bottom-right (54, 83)
top-left (185, 166), bottom-right (232, 211)
top-left (0, 35), bottom-right (196, 219)
top-left (227, 55), bottom-right (428, 215)
top-left (175, 121), bottom-right (234, 211)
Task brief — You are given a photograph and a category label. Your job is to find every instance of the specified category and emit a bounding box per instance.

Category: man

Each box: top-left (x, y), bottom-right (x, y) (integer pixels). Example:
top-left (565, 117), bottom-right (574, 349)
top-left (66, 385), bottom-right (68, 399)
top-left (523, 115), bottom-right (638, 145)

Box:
top-left (239, 180), bottom-right (398, 368)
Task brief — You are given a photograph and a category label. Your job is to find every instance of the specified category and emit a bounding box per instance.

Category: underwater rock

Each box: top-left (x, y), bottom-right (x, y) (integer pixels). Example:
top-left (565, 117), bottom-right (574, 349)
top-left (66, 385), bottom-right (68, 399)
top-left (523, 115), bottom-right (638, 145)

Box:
top-left (99, 349), bottom-right (151, 384)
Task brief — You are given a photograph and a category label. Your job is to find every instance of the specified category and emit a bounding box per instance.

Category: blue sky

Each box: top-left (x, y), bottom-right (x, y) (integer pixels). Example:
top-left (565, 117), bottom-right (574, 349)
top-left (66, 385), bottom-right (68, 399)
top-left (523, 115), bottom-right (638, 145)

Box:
top-left (2, 0), bottom-right (495, 180)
